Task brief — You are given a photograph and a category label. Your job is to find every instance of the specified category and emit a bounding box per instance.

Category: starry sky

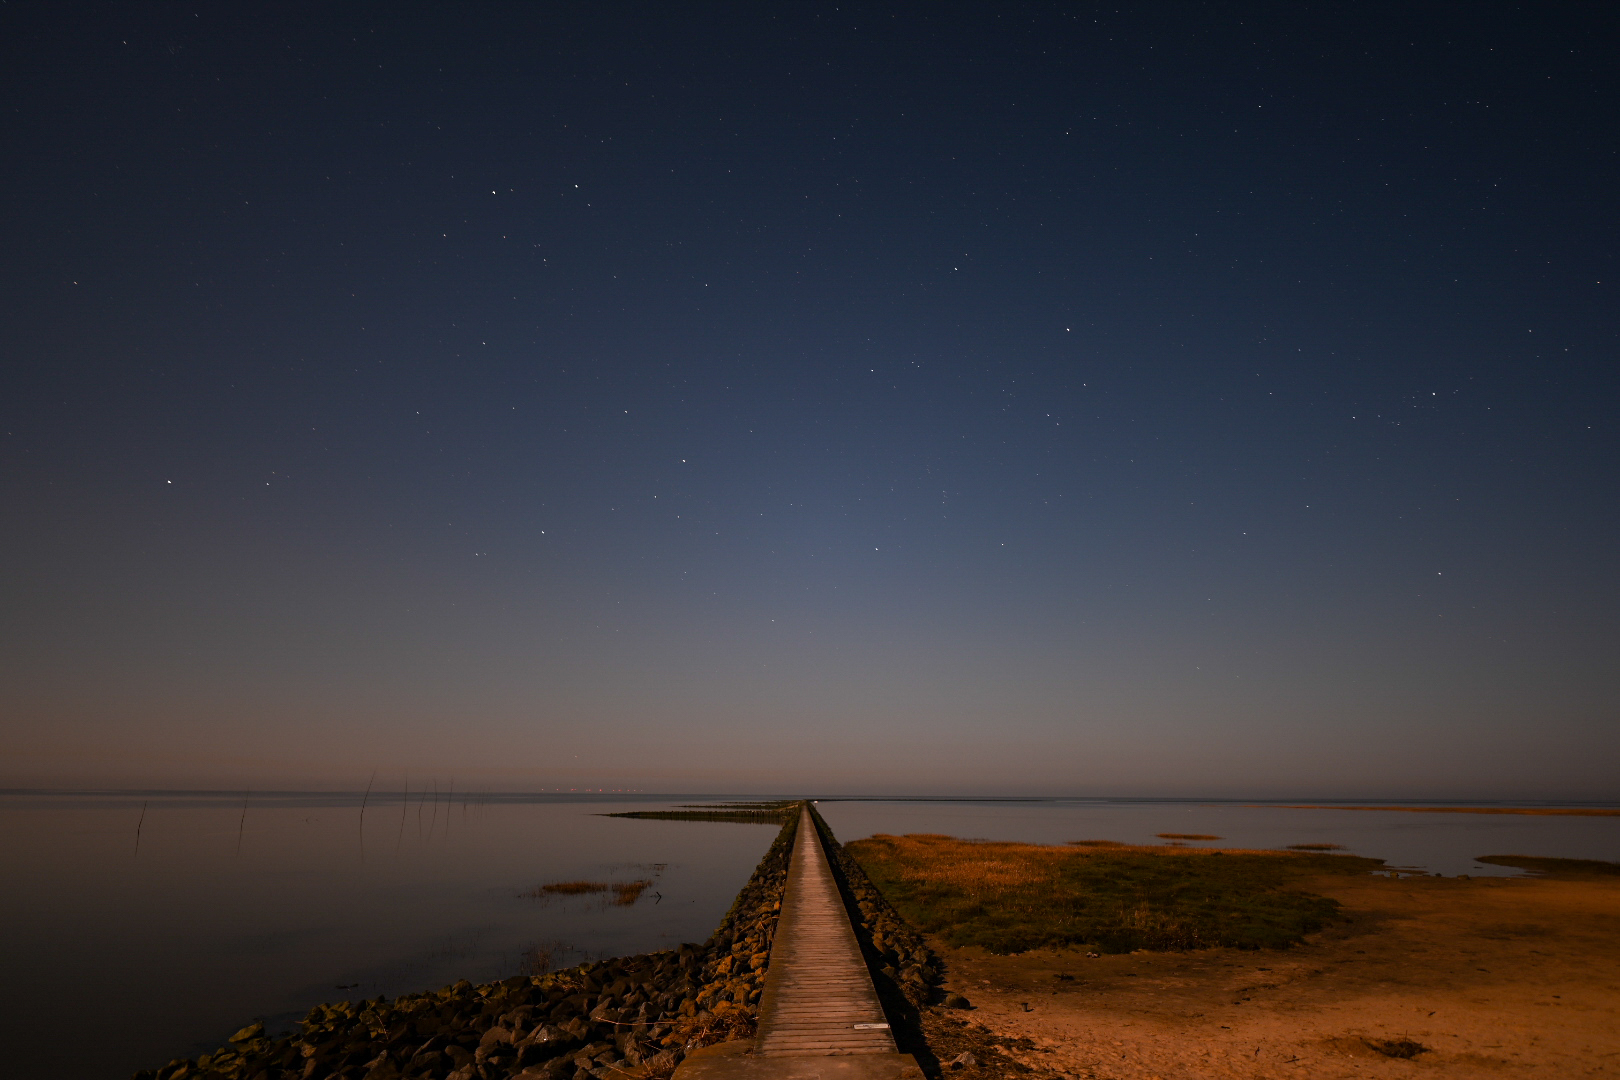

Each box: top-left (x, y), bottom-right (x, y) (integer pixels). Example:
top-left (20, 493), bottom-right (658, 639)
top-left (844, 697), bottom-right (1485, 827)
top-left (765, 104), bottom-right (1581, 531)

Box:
top-left (2, 3), bottom-right (1616, 797)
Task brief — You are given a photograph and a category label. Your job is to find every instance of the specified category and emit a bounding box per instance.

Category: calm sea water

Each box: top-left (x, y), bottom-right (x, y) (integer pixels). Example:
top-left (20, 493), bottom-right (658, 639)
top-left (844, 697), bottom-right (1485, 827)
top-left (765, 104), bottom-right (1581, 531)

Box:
top-left (1, 792), bottom-right (1615, 1080)
top-left (813, 798), bottom-right (1620, 877)
top-left (0, 792), bottom-right (780, 1080)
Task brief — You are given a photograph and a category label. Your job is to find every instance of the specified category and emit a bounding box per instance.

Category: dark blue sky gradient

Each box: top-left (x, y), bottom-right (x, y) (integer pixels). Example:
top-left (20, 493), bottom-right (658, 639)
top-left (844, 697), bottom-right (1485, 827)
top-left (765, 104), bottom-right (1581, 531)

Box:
top-left (2, 3), bottom-right (1616, 795)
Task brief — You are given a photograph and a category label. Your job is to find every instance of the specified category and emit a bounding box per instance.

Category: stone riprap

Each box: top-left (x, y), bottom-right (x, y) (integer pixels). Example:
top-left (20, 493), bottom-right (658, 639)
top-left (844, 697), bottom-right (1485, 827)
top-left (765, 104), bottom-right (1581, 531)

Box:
top-left (807, 806), bottom-right (944, 1013)
top-left (134, 814), bottom-right (798, 1080)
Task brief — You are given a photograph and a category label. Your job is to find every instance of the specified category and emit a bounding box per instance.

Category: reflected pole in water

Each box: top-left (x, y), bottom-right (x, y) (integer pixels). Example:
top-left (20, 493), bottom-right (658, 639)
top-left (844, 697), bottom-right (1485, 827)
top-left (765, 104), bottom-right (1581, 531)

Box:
top-left (398, 777), bottom-right (409, 851)
top-left (236, 790), bottom-right (249, 856)
top-left (359, 770), bottom-right (377, 857)
top-left (135, 799), bottom-right (148, 856)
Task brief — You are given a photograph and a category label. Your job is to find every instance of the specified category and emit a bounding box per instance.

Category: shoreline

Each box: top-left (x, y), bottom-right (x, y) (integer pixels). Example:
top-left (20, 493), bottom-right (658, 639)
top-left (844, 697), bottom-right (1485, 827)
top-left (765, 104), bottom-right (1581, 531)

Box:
top-left (132, 814), bottom-right (1620, 1080)
top-left (135, 818), bottom-right (802, 1080)
top-left (910, 866), bottom-right (1620, 1078)
top-left (1250, 804), bottom-right (1620, 816)
top-left (132, 804), bottom-right (950, 1080)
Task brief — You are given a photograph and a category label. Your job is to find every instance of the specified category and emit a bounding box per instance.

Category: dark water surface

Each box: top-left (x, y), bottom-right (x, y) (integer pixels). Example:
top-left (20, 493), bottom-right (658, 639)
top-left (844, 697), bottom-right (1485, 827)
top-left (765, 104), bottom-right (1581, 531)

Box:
top-left (0, 792), bottom-right (781, 1080)
top-left (2, 792), bottom-right (1616, 1079)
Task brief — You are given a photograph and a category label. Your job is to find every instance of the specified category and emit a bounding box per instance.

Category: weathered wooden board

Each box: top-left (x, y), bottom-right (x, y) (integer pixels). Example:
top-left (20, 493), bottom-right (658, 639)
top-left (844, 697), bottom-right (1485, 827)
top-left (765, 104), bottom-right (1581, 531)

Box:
top-left (673, 806), bottom-right (922, 1079)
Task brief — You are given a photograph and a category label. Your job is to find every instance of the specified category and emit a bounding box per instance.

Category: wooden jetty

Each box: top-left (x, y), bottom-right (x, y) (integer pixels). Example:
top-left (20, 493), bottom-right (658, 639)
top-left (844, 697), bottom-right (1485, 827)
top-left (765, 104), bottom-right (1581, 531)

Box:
top-left (673, 805), bottom-right (922, 1079)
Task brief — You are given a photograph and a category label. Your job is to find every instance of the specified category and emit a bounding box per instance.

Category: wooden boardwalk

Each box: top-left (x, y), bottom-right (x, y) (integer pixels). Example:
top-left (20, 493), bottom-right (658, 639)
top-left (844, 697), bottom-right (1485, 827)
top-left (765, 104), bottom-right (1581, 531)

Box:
top-left (754, 808), bottom-right (896, 1055)
top-left (673, 805), bottom-right (922, 1079)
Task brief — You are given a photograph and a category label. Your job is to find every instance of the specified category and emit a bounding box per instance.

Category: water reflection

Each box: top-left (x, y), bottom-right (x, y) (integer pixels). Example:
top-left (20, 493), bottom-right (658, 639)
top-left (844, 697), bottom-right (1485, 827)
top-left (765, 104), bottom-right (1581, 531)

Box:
top-left (0, 792), bottom-right (781, 1080)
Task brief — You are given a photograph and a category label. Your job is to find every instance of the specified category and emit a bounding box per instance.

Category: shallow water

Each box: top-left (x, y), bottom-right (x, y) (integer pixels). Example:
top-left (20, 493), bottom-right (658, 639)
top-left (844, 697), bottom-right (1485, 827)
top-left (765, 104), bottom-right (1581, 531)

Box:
top-left (1, 792), bottom-right (1615, 1080)
top-left (816, 798), bottom-right (1620, 877)
top-left (0, 791), bottom-right (783, 1080)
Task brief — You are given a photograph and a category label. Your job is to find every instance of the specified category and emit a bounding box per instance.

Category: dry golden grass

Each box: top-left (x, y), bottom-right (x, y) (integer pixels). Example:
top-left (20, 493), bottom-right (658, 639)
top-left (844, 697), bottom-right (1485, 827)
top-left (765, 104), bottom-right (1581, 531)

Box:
top-left (528, 878), bottom-right (655, 905)
top-left (847, 833), bottom-right (1383, 954)
top-left (539, 880), bottom-right (607, 895)
top-left (611, 879), bottom-right (654, 904)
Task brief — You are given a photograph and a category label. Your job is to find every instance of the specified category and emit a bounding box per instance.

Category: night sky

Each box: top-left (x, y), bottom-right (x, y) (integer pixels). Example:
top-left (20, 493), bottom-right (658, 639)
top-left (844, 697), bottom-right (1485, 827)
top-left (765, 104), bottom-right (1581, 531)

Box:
top-left (2, 3), bottom-right (1616, 797)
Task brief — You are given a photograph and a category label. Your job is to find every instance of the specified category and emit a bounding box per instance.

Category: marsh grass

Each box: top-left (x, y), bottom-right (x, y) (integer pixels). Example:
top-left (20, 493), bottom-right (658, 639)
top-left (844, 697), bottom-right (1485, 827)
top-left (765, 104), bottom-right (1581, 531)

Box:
top-left (846, 833), bottom-right (1384, 954)
top-left (540, 880), bottom-right (607, 895)
top-left (605, 808), bottom-right (795, 823)
top-left (527, 879), bottom-right (656, 905)
top-left (1158, 833), bottom-right (1222, 840)
top-left (611, 879), bottom-right (654, 904)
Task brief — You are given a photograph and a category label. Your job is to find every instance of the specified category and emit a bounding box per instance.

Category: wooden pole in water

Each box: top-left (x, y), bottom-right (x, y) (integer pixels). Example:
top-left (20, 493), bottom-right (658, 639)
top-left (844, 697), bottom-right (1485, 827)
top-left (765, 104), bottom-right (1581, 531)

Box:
top-left (397, 776), bottom-right (408, 851)
top-left (359, 770), bottom-right (376, 855)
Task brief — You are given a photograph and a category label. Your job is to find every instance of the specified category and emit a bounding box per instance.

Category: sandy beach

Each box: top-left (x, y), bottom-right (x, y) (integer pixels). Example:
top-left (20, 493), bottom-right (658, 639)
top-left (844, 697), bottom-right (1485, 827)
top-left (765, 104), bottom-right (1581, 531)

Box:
top-left (922, 871), bottom-right (1620, 1078)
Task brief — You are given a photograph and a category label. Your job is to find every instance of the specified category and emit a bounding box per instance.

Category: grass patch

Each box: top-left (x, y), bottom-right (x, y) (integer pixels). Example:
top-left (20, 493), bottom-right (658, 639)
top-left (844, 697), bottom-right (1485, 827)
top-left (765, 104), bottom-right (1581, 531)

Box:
top-left (845, 833), bottom-right (1384, 955)
top-left (1475, 855), bottom-right (1620, 877)
top-left (527, 879), bottom-right (655, 904)
top-left (612, 880), bottom-right (654, 904)
top-left (604, 809), bottom-right (794, 823)
top-left (540, 880), bottom-right (608, 895)
top-left (606, 799), bottom-right (797, 824)
top-left (1158, 833), bottom-right (1222, 840)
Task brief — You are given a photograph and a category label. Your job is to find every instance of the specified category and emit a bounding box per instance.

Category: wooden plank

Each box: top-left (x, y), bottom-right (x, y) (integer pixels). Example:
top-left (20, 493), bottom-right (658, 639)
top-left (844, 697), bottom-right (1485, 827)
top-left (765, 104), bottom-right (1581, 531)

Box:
top-left (672, 805), bottom-right (922, 1079)
top-left (753, 806), bottom-right (898, 1057)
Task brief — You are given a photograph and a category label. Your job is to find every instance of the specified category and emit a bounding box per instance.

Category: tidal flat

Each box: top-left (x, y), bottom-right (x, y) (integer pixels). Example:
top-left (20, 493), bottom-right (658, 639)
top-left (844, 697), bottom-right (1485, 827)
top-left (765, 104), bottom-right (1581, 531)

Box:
top-left (5, 795), bottom-right (1614, 1078)
top-left (853, 839), bottom-right (1620, 1079)
top-left (126, 804), bottom-right (953, 1080)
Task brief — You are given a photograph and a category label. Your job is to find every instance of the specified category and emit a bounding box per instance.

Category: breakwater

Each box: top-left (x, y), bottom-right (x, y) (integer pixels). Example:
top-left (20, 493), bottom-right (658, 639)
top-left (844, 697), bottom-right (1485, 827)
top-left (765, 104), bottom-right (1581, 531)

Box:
top-left (603, 807), bottom-right (798, 825)
top-left (134, 813), bottom-right (798, 1080)
top-left (133, 803), bottom-right (946, 1080)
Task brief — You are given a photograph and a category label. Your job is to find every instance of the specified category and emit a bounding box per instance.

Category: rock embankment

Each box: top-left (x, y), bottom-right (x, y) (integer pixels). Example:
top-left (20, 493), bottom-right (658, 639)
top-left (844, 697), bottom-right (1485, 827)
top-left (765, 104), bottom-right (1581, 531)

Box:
top-left (135, 814), bottom-right (798, 1080)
